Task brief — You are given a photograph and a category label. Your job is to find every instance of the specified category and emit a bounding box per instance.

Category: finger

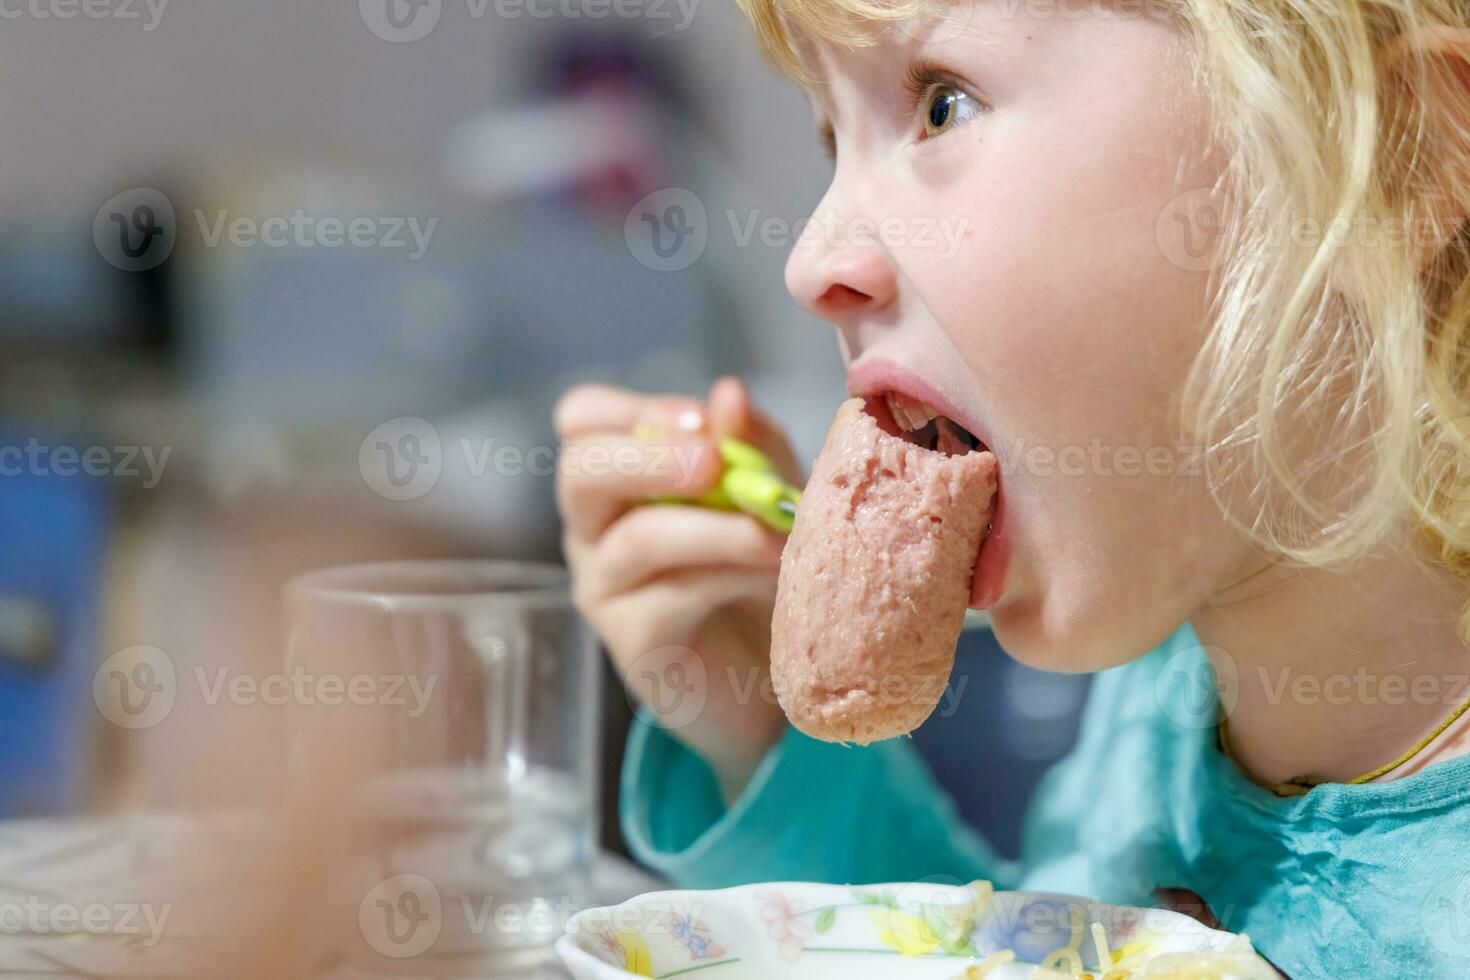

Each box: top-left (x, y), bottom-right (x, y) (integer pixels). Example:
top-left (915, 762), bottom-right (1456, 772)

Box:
top-left (598, 567), bottom-right (779, 672)
top-left (556, 433), bottom-right (722, 541)
top-left (563, 531), bottom-right (605, 618)
top-left (706, 377), bottom-right (805, 485)
top-left (591, 505), bottom-right (786, 599)
top-left (554, 384), bottom-right (707, 440)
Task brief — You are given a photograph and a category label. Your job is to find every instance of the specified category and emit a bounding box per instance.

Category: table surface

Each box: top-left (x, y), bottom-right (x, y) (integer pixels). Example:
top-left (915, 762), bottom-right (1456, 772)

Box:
top-left (0, 812), bottom-right (662, 977)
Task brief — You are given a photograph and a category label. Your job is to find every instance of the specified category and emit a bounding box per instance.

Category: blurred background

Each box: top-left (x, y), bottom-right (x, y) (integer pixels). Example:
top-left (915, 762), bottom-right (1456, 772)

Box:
top-left (0, 0), bottom-right (1088, 884)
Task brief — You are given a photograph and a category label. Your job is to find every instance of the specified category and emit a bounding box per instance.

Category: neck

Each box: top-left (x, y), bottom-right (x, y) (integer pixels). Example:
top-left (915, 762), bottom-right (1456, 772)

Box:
top-left (1192, 534), bottom-right (1470, 786)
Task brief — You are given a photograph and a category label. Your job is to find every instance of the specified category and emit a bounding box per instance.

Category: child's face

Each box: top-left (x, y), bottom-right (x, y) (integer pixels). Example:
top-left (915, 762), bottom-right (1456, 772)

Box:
top-left (785, 5), bottom-right (1256, 670)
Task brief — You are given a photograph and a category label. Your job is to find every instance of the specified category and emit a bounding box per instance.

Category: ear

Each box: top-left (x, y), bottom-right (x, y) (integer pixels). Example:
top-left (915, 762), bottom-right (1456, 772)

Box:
top-left (1380, 27), bottom-right (1470, 259)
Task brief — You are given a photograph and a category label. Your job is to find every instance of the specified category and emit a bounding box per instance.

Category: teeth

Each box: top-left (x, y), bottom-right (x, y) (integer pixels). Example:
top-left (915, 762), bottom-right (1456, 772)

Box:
top-left (886, 392), bottom-right (938, 432)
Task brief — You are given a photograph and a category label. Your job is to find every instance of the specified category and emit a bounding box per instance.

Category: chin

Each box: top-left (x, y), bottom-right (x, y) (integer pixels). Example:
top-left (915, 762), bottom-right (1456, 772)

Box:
top-left (987, 592), bottom-right (1161, 675)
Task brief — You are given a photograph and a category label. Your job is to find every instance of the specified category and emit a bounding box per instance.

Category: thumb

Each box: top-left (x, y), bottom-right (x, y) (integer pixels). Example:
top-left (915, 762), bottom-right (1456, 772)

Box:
top-left (707, 377), bottom-right (804, 485)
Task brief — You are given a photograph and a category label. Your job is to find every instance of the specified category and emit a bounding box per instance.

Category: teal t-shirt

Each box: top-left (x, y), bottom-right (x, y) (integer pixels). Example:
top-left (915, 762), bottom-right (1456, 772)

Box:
top-left (620, 623), bottom-right (1470, 978)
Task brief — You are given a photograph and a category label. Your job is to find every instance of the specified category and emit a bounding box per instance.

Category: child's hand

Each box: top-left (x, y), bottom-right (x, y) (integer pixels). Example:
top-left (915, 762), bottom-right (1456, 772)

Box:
top-left (555, 377), bottom-right (802, 799)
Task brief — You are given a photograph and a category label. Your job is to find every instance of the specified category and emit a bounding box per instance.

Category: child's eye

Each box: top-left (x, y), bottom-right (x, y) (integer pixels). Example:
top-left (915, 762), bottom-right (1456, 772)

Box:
top-left (922, 84), bottom-right (981, 139)
top-left (903, 63), bottom-right (986, 142)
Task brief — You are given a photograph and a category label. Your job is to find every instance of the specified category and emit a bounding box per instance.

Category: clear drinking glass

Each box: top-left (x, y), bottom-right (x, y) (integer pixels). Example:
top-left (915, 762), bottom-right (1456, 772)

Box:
top-left (284, 561), bottom-right (601, 977)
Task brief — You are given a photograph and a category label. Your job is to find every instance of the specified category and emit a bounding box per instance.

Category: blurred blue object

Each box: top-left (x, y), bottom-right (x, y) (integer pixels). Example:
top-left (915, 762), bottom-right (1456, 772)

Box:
top-left (0, 233), bottom-right (146, 344)
top-left (182, 194), bottom-right (718, 433)
top-left (910, 628), bottom-right (1092, 859)
top-left (0, 431), bottom-right (109, 816)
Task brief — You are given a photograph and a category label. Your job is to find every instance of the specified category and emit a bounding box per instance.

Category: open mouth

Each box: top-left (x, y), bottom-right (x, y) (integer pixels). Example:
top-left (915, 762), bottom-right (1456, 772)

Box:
top-left (851, 375), bottom-right (1009, 609)
top-left (875, 390), bottom-right (988, 457)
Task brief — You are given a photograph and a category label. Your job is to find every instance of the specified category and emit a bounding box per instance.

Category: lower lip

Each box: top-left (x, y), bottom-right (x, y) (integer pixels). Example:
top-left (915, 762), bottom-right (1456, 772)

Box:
top-left (969, 482), bottom-right (1009, 610)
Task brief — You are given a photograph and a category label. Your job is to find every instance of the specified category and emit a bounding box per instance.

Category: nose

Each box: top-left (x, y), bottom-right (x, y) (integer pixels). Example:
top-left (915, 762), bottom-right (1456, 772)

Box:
top-left (784, 199), bottom-right (899, 324)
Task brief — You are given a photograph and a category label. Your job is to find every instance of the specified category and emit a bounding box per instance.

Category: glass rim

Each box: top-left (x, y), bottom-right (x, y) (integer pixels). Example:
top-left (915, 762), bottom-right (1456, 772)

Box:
top-left (287, 559), bottom-right (571, 612)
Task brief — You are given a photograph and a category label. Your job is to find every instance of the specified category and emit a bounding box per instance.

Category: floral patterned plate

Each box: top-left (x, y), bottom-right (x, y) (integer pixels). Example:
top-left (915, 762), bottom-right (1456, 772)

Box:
top-left (556, 881), bottom-right (1279, 980)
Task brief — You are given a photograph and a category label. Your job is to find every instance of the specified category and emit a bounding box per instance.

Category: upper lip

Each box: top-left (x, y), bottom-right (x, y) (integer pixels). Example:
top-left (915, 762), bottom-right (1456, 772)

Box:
top-left (845, 358), bottom-right (995, 456)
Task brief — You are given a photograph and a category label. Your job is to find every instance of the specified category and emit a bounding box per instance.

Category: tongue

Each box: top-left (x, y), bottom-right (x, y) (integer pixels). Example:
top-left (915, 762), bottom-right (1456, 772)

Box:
top-left (771, 397), bottom-right (998, 745)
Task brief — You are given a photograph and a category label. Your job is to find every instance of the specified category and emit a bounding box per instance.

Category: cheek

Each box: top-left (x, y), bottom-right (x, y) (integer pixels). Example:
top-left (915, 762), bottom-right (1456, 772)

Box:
top-left (891, 89), bottom-right (1232, 664)
top-left (907, 132), bottom-right (1211, 494)
top-left (898, 18), bottom-right (1219, 459)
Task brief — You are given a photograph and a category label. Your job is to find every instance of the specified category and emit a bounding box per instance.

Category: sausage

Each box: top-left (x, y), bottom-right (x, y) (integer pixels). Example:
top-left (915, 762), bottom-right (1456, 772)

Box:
top-left (771, 398), bottom-right (998, 744)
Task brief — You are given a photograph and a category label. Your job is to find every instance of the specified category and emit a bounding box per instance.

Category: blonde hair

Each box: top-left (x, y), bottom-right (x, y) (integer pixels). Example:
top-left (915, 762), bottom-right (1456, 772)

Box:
top-left (737, 0), bottom-right (1470, 633)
